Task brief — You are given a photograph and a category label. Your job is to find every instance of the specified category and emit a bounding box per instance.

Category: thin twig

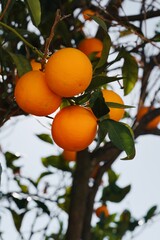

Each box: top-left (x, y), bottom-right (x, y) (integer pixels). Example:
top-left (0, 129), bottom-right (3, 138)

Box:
top-left (42, 9), bottom-right (61, 68)
top-left (41, 9), bottom-right (71, 70)
top-left (0, 0), bottom-right (11, 21)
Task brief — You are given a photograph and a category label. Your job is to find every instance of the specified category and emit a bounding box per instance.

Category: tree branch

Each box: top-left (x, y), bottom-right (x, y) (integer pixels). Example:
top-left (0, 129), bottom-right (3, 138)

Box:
top-left (134, 108), bottom-right (160, 138)
top-left (119, 9), bottom-right (160, 22)
top-left (81, 143), bottom-right (121, 240)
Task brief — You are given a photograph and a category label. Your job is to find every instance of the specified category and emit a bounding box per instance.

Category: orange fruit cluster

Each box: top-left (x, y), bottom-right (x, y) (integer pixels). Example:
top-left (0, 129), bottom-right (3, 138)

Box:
top-left (14, 48), bottom-right (93, 116)
top-left (14, 46), bottom-right (125, 151)
top-left (14, 48), bottom-right (98, 151)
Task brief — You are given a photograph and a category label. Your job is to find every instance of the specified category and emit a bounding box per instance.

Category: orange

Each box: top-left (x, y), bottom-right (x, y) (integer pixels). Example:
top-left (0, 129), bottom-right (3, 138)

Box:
top-left (82, 9), bottom-right (95, 20)
top-left (45, 48), bottom-right (93, 97)
top-left (95, 205), bottom-right (109, 218)
top-left (102, 89), bottom-right (125, 121)
top-left (137, 106), bottom-right (160, 130)
top-left (14, 70), bottom-right (62, 116)
top-left (77, 38), bottom-right (103, 58)
top-left (62, 150), bottom-right (77, 162)
top-left (51, 105), bottom-right (97, 151)
top-left (30, 59), bottom-right (41, 71)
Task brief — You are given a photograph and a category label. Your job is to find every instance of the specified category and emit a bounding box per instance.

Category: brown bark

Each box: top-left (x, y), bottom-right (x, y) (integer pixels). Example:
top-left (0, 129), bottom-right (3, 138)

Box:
top-left (66, 149), bottom-right (93, 240)
top-left (81, 144), bottom-right (121, 240)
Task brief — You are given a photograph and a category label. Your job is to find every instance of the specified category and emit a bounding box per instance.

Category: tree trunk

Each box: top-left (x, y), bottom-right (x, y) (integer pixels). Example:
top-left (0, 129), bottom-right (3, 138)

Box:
top-left (66, 149), bottom-right (93, 240)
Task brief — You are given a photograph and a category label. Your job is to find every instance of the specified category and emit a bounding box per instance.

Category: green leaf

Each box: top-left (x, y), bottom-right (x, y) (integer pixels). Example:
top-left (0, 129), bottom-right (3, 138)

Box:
top-left (106, 102), bottom-right (134, 109)
top-left (36, 171), bottom-right (53, 184)
top-left (91, 16), bottom-right (108, 32)
top-left (152, 33), bottom-right (160, 42)
top-left (72, 93), bottom-right (91, 105)
top-left (34, 200), bottom-right (50, 215)
top-left (99, 119), bottom-right (135, 160)
top-left (5, 151), bottom-right (20, 168)
top-left (12, 196), bottom-right (28, 210)
top-left (89, 91), bottom-right (110, 119)
top-left (36, 134), bottom-right (53, 144)
top-left (122, 50), bottom-right (138, 95)
top-left (10, 210), bottom-right (26, 231)
top-left (97, 119), bottom-right (109, 147)
top-left (144, 205), bottom-right (157, 222)
top-left (41, 155), bottom-right (71, 172)
top-left (58, 187), bottom-right (71, 213)
top-left (25, 0), bottom-right (41, 27)
top-left (86, 75), bottom-right (120, 92)
top-left (94, 32), bottom-right (111, 71)
top-left (7, 52), bottom-right (31, 77)
top-left (55, 21), bottom-right (72, 46)
top-left (101, 183), bottom-right (131, 203)
top-left (16, 181), bottom-right (28, 193)
top-left (108, 168), bottom-right (120, 184)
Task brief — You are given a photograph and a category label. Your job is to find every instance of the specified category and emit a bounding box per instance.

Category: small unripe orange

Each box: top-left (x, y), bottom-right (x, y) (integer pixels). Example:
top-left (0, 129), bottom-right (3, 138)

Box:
top-left (95, 205), bottom-right (109, 218)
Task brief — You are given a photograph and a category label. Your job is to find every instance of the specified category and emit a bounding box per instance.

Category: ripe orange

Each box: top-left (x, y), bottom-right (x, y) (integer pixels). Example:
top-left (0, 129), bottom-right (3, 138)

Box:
top-left (14, 70), bottom-right (62, 116)
top-left (62, 150), bottom-right (77, 162)
top-left (51, 105), bottom-right (97, 151)
top-left (77, 38), bottom-right (103, 58)
top-left (102, 89), bottom-right (125, 121)
top-left (95, 205), bottom-right (109, 218)
top-left (82, 9), bottom-right (95, 20)
top-left (30, 59), bottom-right (41, 71)
top-left (136, 106), bottom-right (160, 130)
top-left (45, 48), bottom-right (93, 97)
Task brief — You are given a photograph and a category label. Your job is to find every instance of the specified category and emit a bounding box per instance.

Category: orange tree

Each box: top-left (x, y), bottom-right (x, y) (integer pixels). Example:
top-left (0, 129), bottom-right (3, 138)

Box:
top-left (0, 0), bottom-right (160, 239)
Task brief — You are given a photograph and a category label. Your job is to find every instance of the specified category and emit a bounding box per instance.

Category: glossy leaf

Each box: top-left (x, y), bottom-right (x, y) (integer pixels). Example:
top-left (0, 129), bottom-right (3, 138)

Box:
top-left (73, 93), bottom-right (91, 105)
top-left (122, 50), bottom-right (138, 95)
top-left (86, 75), bottom-right (121, 92)
top-left (41, 155), bottom-right (71, 172)
top-left (25, 0), bottom-right (41, 26)
top-left (94, 32), bottom-right (111, 71)
top-left (36, 134), bottom-right (53, 144)
top-left (97, 119), bottom-right (109, 147)
top-left (106, 102), bottom-right (134, 109)
top-left (89, 90), bottom-right (110, 119)
top-left (7, 52), bottom-right (31, 77)
top-left (98, 119), bottom-right (135, 160)
top-left (91, 15), bottom-right (108, 32)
